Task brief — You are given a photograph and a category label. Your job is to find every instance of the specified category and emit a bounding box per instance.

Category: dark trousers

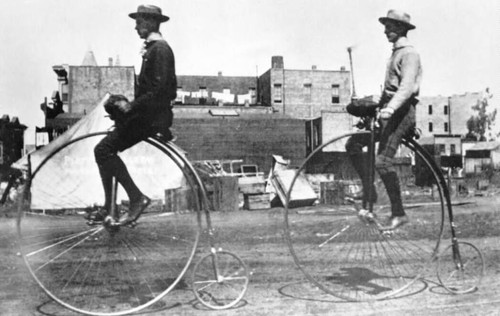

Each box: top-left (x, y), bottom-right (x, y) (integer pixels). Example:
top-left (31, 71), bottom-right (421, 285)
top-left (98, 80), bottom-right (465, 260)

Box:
top-left (94, 108), bottom-right (173, 209)
top-left (345, 103), bottom-right (416, 216)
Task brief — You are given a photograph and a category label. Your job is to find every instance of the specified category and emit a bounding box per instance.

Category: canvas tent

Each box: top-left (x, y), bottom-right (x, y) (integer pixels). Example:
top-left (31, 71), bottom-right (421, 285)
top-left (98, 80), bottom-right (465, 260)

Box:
top-left (13, 94), bottom-right (184, 210)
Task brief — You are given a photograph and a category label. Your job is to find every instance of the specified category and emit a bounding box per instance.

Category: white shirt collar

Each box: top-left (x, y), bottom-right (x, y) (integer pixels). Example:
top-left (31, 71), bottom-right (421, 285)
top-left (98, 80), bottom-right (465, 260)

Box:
top-left (146, 32), bottom-right (163, 43)
top-left (393, 36), bottom-right (411, 50)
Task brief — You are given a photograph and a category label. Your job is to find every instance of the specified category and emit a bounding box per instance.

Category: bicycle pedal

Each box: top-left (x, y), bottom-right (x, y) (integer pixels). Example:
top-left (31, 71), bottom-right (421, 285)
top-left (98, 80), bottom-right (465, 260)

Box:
top-left (380, 229), bottom-right (395, 237)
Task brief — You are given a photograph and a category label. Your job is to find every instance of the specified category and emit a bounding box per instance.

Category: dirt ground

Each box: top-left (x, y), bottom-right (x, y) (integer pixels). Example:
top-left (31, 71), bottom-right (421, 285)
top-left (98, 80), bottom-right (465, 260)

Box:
top-left (1, 195), bottom-right (500, 316)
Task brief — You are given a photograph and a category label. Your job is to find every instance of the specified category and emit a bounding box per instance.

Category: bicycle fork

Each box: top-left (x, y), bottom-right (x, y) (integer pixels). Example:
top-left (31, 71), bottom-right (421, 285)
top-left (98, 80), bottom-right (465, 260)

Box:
top-left (367, 117), bottom-right (377, 214)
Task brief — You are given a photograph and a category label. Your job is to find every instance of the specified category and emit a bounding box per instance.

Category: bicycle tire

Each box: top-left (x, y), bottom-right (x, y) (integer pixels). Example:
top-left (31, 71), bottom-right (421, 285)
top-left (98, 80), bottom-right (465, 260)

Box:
top-left (283, 132), bottom-right (446, 301)
top-left (17, 132), bottom-right (202, 316)
top-left (192, 250), bottom-right (249, 310)
top-left (436, 241), bottom-right (484, 294)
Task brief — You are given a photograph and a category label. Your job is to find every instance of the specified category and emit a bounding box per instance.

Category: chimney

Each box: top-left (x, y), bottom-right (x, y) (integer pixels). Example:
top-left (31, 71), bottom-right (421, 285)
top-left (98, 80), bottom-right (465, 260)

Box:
top-left (108, 57), bottom-right (113, 66)
top-left (312, 65), bottom-right (317, 70)
top-left (340, 66), bottom-right (346, 71)
top-left (218, 71), bottom-right (222, 77)
top-left (271, 56), bottom-right (284, 69)
top-left (81, 50), bottom-right (98, 66)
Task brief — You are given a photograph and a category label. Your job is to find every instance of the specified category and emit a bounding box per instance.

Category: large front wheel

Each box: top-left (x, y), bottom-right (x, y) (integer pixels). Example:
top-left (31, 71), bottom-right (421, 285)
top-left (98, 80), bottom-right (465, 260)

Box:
top-left (283, 132), bottom-right (446, 301)
top-left (17, 133), bottom-right (202, 316)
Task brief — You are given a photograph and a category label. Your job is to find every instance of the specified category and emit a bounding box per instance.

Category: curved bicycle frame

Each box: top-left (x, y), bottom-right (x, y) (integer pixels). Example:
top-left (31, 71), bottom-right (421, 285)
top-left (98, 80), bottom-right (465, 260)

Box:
top-left (17, 131), bottom-right (214, 316)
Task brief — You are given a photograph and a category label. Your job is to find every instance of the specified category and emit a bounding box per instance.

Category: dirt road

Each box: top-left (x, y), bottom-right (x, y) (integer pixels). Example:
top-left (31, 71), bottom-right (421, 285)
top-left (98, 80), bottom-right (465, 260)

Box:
top-left (1, 196), bottom-right (500, 316)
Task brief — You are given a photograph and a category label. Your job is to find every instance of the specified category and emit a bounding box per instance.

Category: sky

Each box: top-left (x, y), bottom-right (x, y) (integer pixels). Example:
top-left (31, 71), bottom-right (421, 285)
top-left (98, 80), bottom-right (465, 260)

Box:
top-left (0, 0), bottom-right (499, 144)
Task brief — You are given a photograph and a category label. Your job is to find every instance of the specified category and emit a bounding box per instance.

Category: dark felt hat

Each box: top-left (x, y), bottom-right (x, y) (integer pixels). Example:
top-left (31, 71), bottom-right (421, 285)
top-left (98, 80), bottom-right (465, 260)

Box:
top-left (379, 10), bottom-right (415, 30)
top-left (129, 5), bottom-right (169, 23)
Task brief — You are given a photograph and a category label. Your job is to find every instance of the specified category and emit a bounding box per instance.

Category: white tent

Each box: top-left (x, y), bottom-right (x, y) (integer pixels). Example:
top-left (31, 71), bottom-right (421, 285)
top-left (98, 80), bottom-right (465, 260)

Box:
top-left (14, 94), bottom-right (184, 210)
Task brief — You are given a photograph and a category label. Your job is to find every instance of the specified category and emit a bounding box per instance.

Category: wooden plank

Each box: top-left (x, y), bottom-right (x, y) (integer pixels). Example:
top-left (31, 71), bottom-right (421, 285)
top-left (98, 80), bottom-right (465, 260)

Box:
top-left (244, 193), bottom-right (271, 210)
top-left (212, 176), bottom-right (239, 212)
top-left (272, 169), bottom-right (317, 208)
top-left (238, 175), bottom-right (266, 194)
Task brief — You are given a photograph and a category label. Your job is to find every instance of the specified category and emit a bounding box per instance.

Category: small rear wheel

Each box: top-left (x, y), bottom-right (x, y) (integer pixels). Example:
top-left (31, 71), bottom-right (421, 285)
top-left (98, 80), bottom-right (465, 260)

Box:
top-left (192, 250), bottom-right (249, 310)
top-left (436, 241), bottom-right (484, 294)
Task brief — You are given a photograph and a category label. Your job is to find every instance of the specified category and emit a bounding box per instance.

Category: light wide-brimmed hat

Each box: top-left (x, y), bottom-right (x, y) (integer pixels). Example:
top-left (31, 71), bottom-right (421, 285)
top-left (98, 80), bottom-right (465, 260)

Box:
top-left (379, 10), bottom-right (415, 30)
top-left (129, 5), bottom-right (169, 23)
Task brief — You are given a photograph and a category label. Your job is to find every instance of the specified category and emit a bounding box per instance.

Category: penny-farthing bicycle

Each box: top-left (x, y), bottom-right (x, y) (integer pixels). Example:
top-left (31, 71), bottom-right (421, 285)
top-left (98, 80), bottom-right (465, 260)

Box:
top-left (283, 113), bottom-right (484, 301)
top-left (16, 131), bottom-right (249, 315)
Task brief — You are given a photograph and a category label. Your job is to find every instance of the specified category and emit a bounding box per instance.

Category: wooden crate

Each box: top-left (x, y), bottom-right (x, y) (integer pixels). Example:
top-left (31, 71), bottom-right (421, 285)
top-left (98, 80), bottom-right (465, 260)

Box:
top-left (244, 193), bottom-right (271, 210)
top-left (238, 176), bottom-right (266, 194)
top-left (164, 187), bottom-right (195, 213)
top-left (320, 180), bottom-right (361, 205)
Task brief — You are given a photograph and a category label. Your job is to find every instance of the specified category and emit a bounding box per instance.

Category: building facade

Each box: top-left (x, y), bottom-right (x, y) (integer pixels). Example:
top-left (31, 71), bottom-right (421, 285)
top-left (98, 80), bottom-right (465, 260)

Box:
top-left (258, 56), bottom-right (351, 119)
top-left (417, 95), bottom-right (451, 139)
top-left (176, 73), bottom-right (257, 106)
top-left (0, 115), bottom-right (27, 181)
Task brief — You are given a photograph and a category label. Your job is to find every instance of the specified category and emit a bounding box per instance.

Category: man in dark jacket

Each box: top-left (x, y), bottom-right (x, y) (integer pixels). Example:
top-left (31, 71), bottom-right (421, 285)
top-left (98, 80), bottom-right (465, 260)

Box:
top-left (346, 10), bottom-right (422, 230)
top-left (87, 5), bottom-right (177, 225)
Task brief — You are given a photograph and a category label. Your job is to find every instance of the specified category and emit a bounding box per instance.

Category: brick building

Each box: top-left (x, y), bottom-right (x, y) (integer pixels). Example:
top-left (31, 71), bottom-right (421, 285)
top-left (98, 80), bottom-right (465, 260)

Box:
top-left (258, 56), bottom-right (351, 119)
top-left (173, 111), bottom-right (305, 173)
top-left (0, 115), bottom-right (27, 181)
top-left (417, 95), bottom-right (450, 138)
top-left (45, 53), bottom-right (492, 174)
top-left (41, 54), bottom-right (353, 173)
top-left (45, 51), bottom-right (134, 138)
top-left (176, 73), bottom-right (257, 106)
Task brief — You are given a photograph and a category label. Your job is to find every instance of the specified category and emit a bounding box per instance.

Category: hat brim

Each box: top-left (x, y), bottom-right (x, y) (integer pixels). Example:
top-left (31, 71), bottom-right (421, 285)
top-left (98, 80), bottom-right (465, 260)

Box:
top-left (129, 12), bottom-right (169, 22)
top-left (379, 17), bottom-right (415, 30)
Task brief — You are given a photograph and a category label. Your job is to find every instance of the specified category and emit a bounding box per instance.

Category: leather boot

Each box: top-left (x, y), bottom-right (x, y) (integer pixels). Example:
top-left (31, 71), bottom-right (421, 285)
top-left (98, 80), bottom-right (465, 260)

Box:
top-left (379, 171), bottom-right (405, 217)
top-left (349, 153), bottom-right (377, 208)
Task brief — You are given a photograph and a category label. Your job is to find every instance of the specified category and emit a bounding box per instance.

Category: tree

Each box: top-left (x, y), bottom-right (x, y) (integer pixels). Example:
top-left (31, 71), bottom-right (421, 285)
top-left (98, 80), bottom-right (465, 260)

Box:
top-left (465, 88), bottom-right (497, 141)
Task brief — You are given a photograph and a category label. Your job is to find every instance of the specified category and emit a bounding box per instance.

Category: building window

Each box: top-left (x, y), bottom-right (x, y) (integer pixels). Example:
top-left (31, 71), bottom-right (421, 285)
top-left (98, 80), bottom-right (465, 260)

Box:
top-left (61, 84), bottom-right (69, 102)
top-left (331, 84), bottom-right (340, 104)
top-left (199, 86), bottom-right (207, 105)
top-left (444, 105), bottom-right (448, 115)
top-left (451, 144), bottom-right (456, 155)
top-left (438, 144), bottom-right (446, 154)
top-left (304, 83), bottom-right (312, 102)
top-left (444, 122), bottom-right (449, 132)
top-left (429, 122), bottom-right (433, 132)
top-left (428, 104), bottom-right (433, 115)
top-left (274, 83), bottom-right (282, 103)
top-left (249, 87), bottom-right (256, 103)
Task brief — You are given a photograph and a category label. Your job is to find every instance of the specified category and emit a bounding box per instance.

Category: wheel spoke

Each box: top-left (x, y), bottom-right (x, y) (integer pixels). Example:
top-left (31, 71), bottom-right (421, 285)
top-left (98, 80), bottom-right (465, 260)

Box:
top-left (17, 134), bottom-right (202, 315)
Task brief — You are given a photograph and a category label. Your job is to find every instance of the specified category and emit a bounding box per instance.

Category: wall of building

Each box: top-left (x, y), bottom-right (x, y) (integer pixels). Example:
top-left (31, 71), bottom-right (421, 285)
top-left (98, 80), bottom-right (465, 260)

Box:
top-left (0, 116), bottom-right (26, 180)
top-left (176, 74), bottom-right (258, 105)
top-left (417, 95), bottom-right (450, 138)
top-left (172, 113), bottom-right (306, 174)
top-left (266, 67), bottom-right (351, 119)
top-left (433, 135), bottom-right (462, 156)
top-left (173, 105), bottom-right (273, 116)
top-left (320, 110), bottom-right (355, 152)
top-left (69, 66), bottom-right (135, 114)
top-left (258, 69), bottom-right (271, 107)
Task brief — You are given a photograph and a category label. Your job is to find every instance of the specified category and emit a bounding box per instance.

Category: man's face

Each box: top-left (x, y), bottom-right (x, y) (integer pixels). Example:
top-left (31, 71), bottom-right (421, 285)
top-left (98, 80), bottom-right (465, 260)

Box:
top-left (383, 20), bottom-right (406, 43)
top-left (135, 17), bottom-right (158, 39)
